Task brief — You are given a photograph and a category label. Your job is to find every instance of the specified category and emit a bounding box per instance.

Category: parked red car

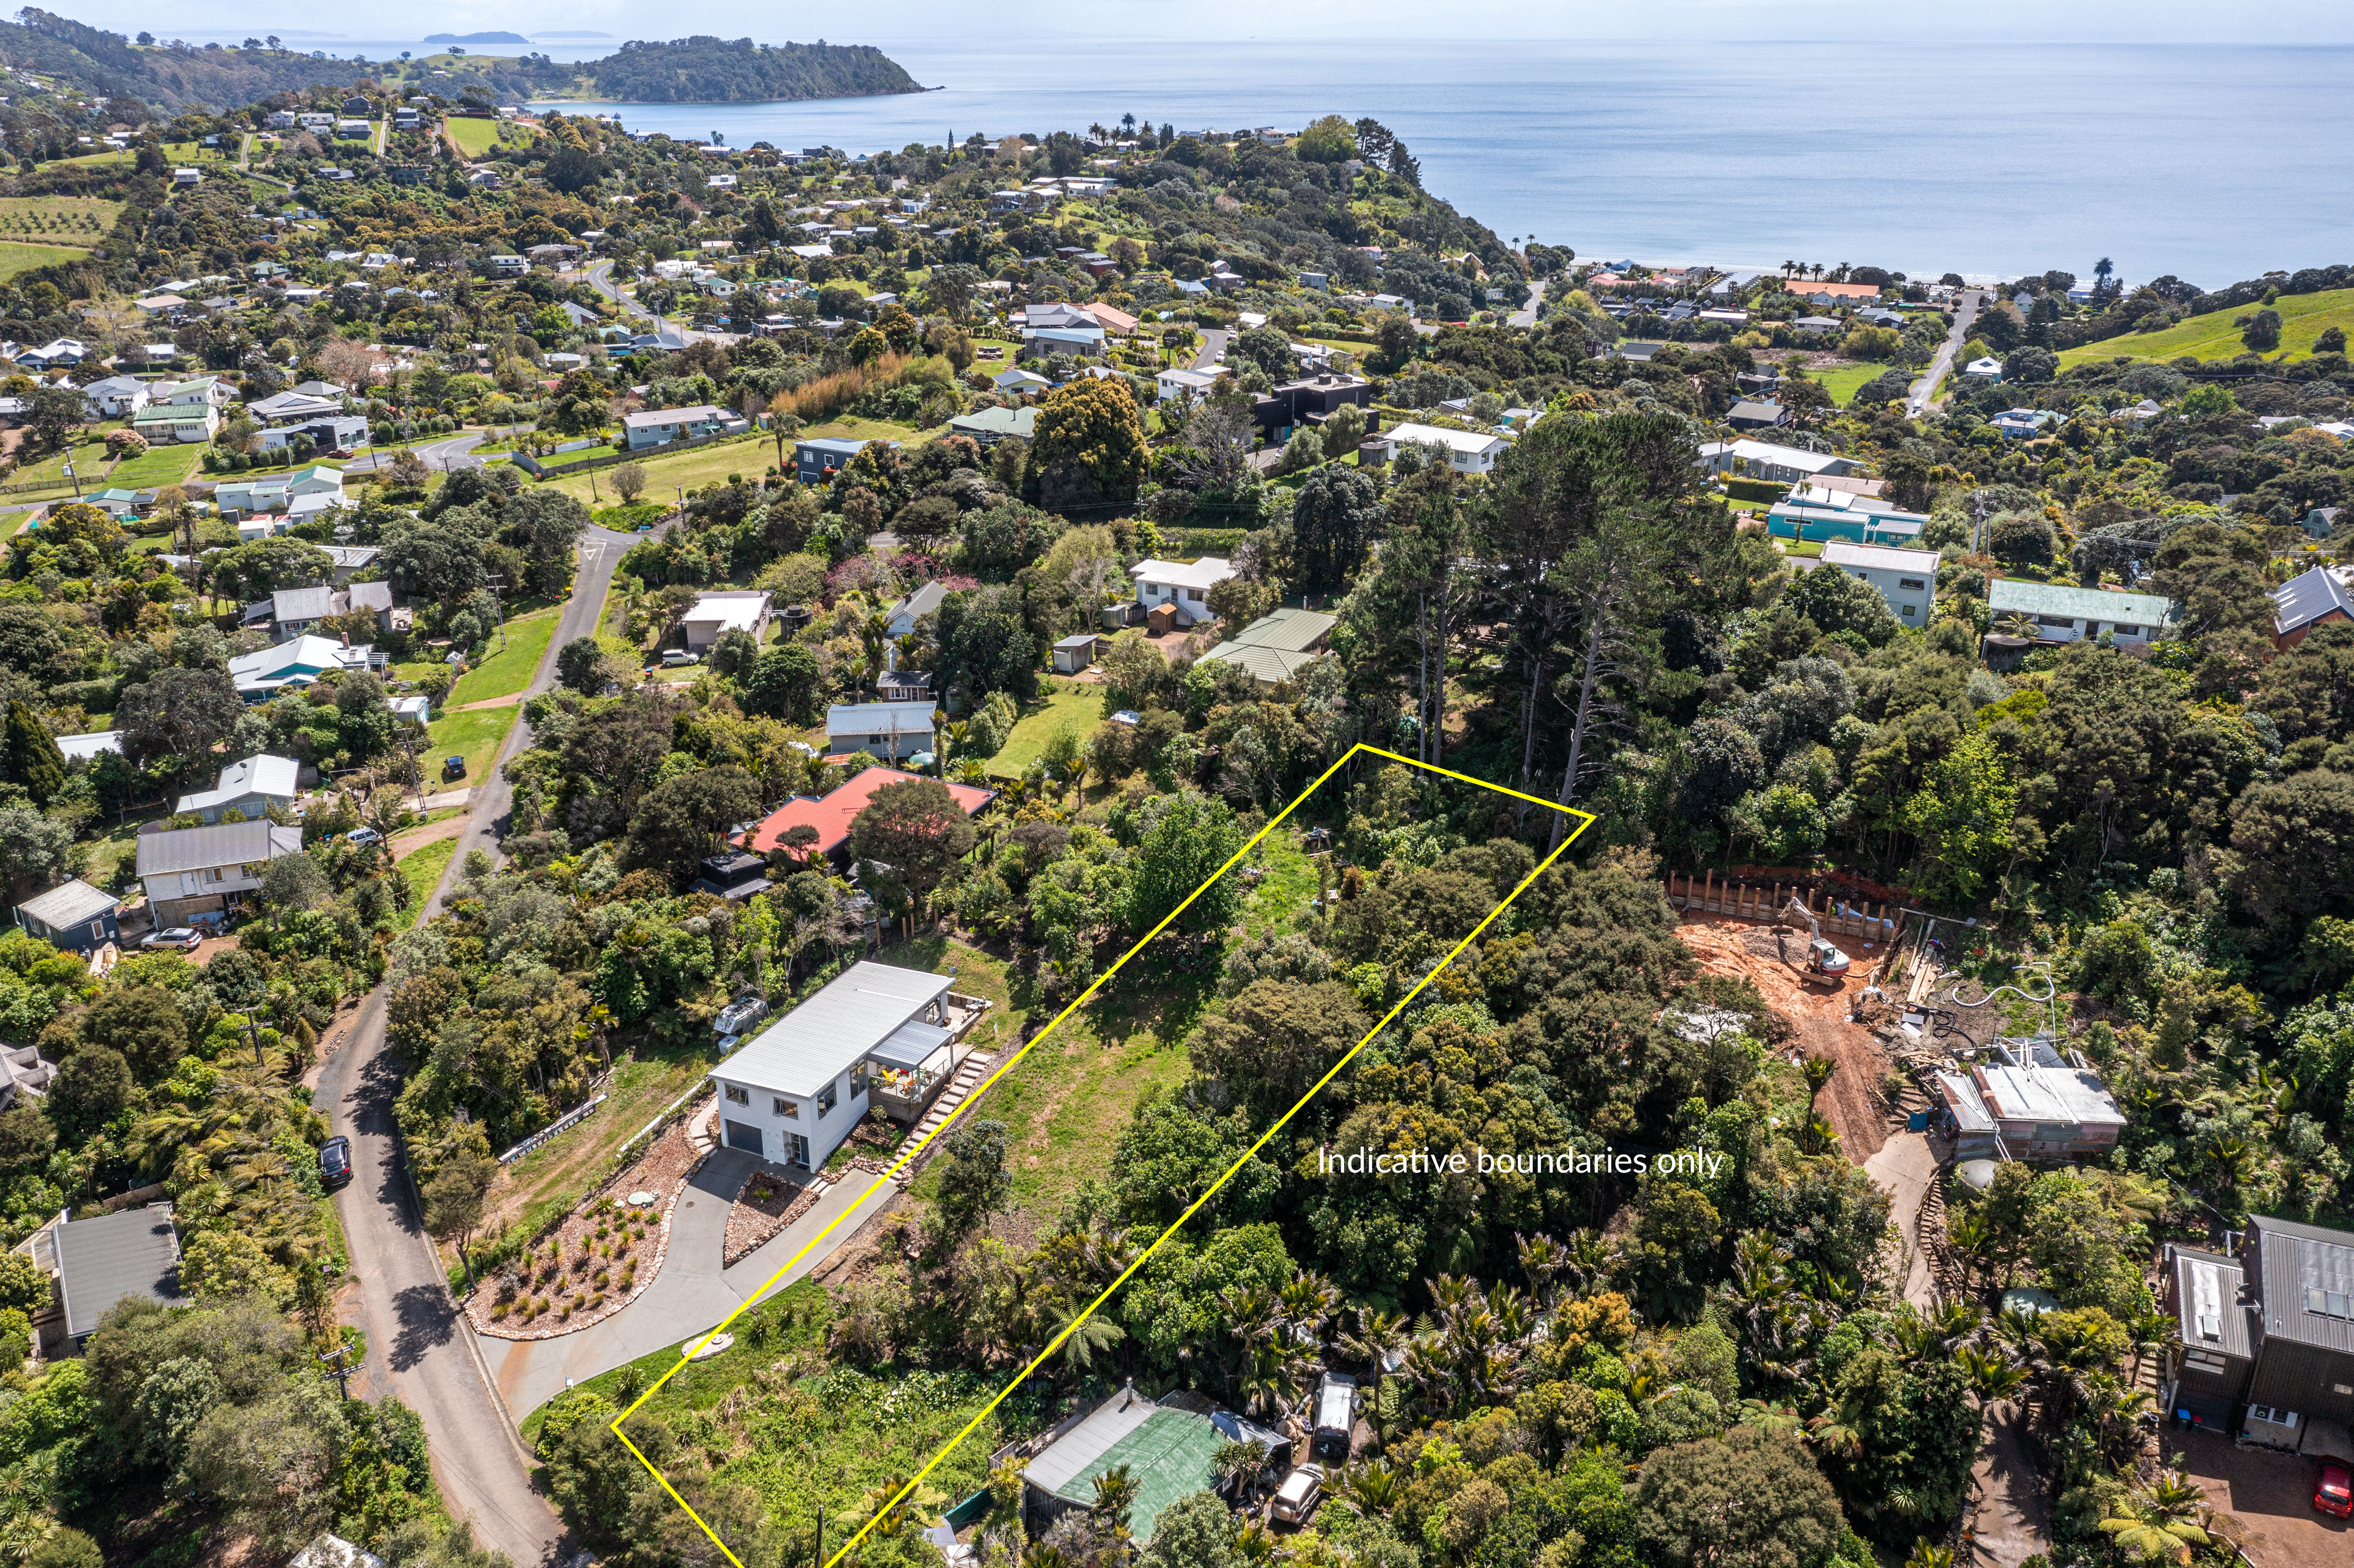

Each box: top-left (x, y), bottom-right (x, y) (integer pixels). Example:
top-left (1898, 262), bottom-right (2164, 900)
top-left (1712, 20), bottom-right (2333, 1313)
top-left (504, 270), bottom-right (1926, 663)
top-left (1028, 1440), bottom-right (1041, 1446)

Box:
top-left (2317, 1458), bottom-right (2354, 1519)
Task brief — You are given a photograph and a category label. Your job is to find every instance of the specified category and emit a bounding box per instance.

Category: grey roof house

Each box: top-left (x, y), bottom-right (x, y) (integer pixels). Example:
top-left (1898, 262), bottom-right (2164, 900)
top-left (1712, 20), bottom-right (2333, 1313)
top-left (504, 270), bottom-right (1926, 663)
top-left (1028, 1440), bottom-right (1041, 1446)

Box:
top-left (14, 879), bottom-right (120, 957)
top-left (49, 1205), bottom-right (185, 1352)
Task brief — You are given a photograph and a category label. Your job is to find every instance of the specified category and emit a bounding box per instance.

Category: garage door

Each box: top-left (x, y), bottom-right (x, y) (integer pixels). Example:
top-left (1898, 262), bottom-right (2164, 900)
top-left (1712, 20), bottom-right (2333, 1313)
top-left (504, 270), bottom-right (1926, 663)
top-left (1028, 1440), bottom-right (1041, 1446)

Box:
top-left (725, 1120), bottom-right (764, 1157)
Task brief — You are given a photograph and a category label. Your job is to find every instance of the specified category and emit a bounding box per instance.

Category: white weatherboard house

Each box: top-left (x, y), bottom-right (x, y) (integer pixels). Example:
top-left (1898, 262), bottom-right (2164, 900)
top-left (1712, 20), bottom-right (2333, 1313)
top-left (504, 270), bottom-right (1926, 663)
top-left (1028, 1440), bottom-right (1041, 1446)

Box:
top-left (826, 700), bottom-right (936, 763)
top-left (679, 590), bottom-right (773, 652)
top-left (1130, 557), bottom-right (1236, 628)
top-left (710, 962), bottom-right (978, 1169)
top-left (175, 754), bottom-right (299, 824)
top-left (1819, 541), bottom-right (1939, 626)
top-left (1371, 422), bottom-right (1508, 474)
top-left (136, 820), bottom-right (305, 925)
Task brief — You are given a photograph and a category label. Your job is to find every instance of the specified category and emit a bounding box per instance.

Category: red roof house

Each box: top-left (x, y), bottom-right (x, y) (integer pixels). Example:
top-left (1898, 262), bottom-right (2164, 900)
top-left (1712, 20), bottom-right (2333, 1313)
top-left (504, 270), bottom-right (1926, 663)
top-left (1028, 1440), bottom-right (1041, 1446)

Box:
top-left (739, 768), bottom-right (995, 867)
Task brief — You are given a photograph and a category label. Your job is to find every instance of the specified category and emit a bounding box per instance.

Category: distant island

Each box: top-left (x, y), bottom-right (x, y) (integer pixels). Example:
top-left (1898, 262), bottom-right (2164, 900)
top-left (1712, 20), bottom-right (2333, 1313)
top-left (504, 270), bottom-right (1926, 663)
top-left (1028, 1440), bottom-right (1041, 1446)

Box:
top-left (521, 36), bottom-right (924, 104)
top-left (0, 13), bottom-right (922, 107)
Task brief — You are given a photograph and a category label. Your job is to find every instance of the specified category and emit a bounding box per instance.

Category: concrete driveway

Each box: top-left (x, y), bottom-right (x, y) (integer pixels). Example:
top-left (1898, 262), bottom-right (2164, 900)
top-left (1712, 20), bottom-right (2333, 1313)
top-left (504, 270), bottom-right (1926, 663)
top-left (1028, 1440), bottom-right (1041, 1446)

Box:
top-left (483, 1147), bottom-right (897, 1419)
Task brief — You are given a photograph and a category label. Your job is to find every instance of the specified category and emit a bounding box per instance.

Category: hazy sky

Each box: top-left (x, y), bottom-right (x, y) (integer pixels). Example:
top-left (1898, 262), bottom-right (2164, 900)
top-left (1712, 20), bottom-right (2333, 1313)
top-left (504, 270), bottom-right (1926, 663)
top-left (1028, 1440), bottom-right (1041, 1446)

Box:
top-left (65, 1), bottom-right (2354, 45)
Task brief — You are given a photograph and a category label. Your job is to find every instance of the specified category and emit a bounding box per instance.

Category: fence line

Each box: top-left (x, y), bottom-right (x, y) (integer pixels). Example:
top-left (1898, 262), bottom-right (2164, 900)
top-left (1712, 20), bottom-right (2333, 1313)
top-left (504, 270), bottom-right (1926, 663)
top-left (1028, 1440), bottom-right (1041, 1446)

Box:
top-left (1665, 871), bottom-right (1899, 940)
top-left (497, 1092), bottom-right (606, 1164)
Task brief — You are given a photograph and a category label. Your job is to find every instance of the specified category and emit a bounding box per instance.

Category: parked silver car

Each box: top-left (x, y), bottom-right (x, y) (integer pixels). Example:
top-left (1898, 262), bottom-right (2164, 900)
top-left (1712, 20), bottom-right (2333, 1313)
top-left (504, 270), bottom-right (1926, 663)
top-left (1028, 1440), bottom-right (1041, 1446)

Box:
top-left (1270, 1463), bottom-right (1324, 1524)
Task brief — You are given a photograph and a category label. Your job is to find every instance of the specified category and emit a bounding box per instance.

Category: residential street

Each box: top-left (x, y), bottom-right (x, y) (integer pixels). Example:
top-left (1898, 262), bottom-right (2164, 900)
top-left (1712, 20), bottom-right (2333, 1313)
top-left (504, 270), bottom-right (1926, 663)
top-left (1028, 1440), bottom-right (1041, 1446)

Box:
top-left (1909, 289), bottom-right (1983, 416)
top-left (344, 432), bottom-right (487, 474)
top-left (1190, 326), bottom-right (1227, 370)
top-left (316, 524), bottom-right (635, 1567)
top-left (585, 259), bottom-right (658, 322)
top-left (1508, 279), bottom-right (1548, 328)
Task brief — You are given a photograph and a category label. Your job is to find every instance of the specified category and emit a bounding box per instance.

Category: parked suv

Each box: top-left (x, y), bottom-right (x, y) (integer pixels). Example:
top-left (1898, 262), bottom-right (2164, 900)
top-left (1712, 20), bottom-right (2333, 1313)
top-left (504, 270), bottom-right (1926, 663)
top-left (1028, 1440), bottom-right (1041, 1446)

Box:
top-left (1270, 1464), bottom-right (1324, 1525)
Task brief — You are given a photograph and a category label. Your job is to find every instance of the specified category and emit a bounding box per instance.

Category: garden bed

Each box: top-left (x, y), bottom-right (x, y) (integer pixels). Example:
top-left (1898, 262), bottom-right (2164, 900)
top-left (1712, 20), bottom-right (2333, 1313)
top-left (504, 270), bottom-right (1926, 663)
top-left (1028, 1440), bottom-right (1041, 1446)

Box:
top-left (723, 1166), bottom-right (823, 1267)
top-left (468, 1118), bottom-right (701, 1339)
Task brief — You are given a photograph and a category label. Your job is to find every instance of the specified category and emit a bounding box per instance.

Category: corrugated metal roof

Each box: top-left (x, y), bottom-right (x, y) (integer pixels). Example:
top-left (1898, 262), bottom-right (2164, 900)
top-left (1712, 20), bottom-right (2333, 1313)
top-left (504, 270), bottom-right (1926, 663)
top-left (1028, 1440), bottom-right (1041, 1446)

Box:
top-left (1986, 578), bottom-right (2177, 626)
top-left (17, 878), bottom-right (117, 929)
top-left (178, 754), bottom-right (300, 815)
top-left (714, 962), bottom-right (951, 1097)
top-left (1821, 541), bottom-right (1941, 574)
top-left (827, 701), bottom-right (936, 733)
top-left (54, 1205), bottom-right (184, 1339)
top-left (2249, 1215), bottom-right (2354, 1355)
top-left (2274, 564), bottom-right (2354, 635)
top-left (1226, 607), bottom-right (1338, 654)
top-left (135, 820), bottom-right (302, 878)
top-left (2173, 1246), bottom-right (2253, 1361)
top-left (1198, 642), bottom-right (1322, 684)
top-left (1027, 1393), bottom-right (1228, 1543)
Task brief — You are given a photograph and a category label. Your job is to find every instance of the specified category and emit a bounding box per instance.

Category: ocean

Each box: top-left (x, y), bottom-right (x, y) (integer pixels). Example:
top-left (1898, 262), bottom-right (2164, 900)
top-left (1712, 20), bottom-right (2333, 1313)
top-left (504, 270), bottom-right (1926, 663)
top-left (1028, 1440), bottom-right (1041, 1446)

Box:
top-left (181, 34), bottom-right (2354, 284)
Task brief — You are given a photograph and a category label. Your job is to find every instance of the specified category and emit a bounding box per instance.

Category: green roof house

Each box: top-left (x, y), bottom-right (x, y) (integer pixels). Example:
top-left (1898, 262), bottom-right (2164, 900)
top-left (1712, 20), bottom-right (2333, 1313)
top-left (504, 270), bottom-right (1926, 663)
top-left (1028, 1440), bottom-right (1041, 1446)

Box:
top-left (1197, 606), bottom-right (1339, 688)
top-left (1985, 579), bottom-right (2177, 649)
top-left (1022, 1389), bottom-right (1262, 1544)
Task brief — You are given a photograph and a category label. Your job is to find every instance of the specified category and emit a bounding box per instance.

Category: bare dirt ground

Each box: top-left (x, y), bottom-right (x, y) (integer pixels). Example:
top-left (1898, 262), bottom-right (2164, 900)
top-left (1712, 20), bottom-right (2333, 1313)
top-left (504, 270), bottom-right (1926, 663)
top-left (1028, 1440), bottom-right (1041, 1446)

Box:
top-left (2175, 1427), bottom-right (2349, 1568)
top-left (1672, 911), bottom-right (1894, 1161)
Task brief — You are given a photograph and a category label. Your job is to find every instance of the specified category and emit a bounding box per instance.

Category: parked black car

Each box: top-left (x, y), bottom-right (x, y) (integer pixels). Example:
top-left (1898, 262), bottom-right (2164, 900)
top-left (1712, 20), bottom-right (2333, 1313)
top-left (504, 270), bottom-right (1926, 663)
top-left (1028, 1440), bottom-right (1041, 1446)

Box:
top-left (318, 1135), bottom-right (353, 1189)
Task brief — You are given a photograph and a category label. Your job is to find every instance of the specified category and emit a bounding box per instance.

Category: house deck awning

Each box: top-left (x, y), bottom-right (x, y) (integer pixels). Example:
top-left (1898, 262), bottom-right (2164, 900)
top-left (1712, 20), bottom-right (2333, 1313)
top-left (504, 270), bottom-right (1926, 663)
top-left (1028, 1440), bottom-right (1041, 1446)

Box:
top-left (867, 1020), bottom-right (951, 1070)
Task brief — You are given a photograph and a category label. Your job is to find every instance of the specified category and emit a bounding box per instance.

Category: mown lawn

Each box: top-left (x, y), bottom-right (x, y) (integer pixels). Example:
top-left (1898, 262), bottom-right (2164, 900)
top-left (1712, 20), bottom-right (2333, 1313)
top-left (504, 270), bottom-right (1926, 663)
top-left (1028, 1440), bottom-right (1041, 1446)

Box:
top-left (426, 705), bottom-right (518, 786)
top-left (988, 678), bottom-right (1107, 777)
top-left (442, 117), bottom-right (512, 159)
top-left (2056, 286), bottom-right (2354, 367)
top-left (539, 435), bottom-right (775, 505)
top-left (1813, 362), bottom-right (1886, 406)
top-left (449, 606), bottom-right (561, 705)
top-left (397, 838), bottom-right (457, 923)
top-left (103, 443), bottom-right (202, 489)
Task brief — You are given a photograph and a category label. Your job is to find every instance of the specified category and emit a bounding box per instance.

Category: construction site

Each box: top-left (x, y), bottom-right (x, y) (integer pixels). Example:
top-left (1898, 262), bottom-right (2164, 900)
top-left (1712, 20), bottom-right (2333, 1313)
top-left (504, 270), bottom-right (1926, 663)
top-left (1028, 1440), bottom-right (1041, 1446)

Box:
top-left (1662, 872), bottom-right (2131, 1293)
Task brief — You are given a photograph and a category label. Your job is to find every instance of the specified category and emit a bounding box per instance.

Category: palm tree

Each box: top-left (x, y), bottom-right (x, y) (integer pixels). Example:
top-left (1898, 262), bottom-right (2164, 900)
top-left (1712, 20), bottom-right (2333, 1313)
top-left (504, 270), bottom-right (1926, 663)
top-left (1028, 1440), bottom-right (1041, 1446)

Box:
top-left (1212, 1439), bottom-right (1270, 1502)
top-left (2094, 256), bottom-right (2115, 288)
top-left (1090, 1464), bottom-right (1139, 1539)
top-left (1232, 1522), bottom-right (1276, 1563)
top-left (1801, 1053), bottom-right (1835, 1110)
top-left (1048, 1299), bottom-right (1125, 1375)
top-left (1334, 1459), bottom-right (1401, 1516)
top-left (1338, 1308), bottom-right (1410, 1374)
top-left (2099, 1472), bottom-right (2212, 1565)
top-left (1903, 1541), bottom-right (1954, 1568)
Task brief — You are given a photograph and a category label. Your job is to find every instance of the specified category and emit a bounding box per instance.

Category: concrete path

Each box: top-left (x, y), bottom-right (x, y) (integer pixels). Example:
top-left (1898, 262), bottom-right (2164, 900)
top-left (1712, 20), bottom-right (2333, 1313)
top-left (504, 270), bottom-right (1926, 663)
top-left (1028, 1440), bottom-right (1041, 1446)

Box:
top-left (1909, 289), bottom-right (1983, 416)
top-left (1963, 1401), bottom-right (2053, 1568)
top-left (483, 1148), bottom-right (898, 1418)
top-left (316, 524), bottom-right (638, 1566)
top-left (1862, 1130), bottom-right (1941, 1310)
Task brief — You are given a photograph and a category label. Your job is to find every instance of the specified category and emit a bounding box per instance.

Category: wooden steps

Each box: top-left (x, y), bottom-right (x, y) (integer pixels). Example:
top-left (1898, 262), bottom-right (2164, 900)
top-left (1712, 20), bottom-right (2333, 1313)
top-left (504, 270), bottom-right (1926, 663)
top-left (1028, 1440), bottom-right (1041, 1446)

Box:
top-left (899, 1051), bottom-right (1002, 1173)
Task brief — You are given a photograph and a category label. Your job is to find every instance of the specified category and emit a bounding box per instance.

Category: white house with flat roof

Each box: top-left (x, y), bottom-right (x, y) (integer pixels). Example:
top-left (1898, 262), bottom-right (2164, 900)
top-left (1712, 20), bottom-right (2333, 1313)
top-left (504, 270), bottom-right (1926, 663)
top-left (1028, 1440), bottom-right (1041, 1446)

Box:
top-left (678, 590), bottom-right (773, 652)
top-left (1700, 438), bottom-right (1864, 484)
top-left (1819, 541), bottom-right (1940, 626)
top-left (709, 962), bottom-right (959, 1169)
top-left (1372, 422), bottom-right (1508, 474)
top-left (826, 701), bottom-right (936, 763)
top-left (1130, 557), bottom-right (1236, 628)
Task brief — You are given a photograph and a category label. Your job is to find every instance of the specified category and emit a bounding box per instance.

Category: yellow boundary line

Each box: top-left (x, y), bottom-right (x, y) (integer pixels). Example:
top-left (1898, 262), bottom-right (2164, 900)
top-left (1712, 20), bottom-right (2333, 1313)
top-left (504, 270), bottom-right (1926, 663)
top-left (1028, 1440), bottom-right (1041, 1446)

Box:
top-left (607, 744), bottom-right (1595, 1565)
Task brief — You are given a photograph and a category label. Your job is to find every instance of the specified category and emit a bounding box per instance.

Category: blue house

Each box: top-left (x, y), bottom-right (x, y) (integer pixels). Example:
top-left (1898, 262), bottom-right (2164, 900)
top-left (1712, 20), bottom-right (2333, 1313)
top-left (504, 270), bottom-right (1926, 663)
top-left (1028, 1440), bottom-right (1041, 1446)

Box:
top-left (15, 879), bottom-right (120, 956)
top-left (795, 436), bottom-right (895, 487)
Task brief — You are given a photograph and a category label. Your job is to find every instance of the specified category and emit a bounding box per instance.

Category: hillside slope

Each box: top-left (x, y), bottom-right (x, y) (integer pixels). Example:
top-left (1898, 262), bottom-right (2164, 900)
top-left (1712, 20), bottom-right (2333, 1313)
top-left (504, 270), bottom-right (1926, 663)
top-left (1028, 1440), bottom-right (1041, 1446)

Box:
top-left (526, 37), bottom-right (925, 103)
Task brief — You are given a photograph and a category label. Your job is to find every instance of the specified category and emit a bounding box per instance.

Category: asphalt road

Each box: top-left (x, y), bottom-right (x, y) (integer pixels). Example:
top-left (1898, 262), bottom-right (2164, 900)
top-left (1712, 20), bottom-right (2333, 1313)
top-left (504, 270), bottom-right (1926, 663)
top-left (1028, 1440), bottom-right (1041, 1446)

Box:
top-left (1508, 279), bottom-right (1548, 329)
top-left (345, 433), bottom-right (488, 475)
top-left (585, 260), bottom-right (658, 323)
top-left (1909, 289), bottom-right (1983, 416)
top-left (1190, 327), bottom-right (1228, 371)
top-left (317, 524), bottom-right (635, 1568)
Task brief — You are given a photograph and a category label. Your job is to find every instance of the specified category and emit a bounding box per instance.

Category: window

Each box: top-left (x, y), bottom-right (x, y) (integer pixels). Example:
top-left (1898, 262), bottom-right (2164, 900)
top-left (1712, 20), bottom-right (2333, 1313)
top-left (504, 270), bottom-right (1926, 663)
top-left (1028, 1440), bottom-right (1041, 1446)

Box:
top-left (774, 1096), bottom-right (798, 1118)
top-left (1901, 604), bottom-right (1917, 616)
top-left (89, 921), bottom-right (105, 939)
top-left (725, 1084), bottom-right (749, 1105)
top-left (817, 1080), bottom-right (838, 1117)
top-left (2115, 624), bottom-right (2140, 635)
top-left (1898, 578), bottom-right (1926, 590)
top-left (2036, 615), bottom-right (2076, 628)
top-left (851, 1063), bottom-right (870, 1097)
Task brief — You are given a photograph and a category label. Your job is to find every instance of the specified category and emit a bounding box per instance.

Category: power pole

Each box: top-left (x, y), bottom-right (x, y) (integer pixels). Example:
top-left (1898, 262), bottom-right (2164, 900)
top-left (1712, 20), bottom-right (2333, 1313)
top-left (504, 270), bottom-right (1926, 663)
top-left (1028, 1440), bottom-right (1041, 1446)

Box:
top-left (319, 1342), bottom-right (353, 1399)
